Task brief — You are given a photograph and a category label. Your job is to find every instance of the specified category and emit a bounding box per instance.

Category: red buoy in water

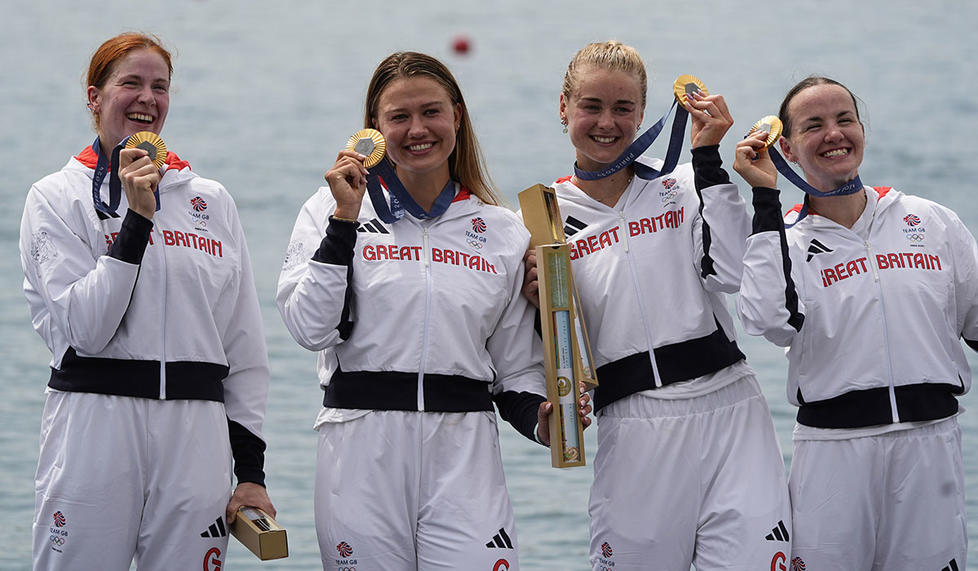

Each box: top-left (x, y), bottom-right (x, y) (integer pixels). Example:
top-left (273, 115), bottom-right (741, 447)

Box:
top-left (452, 35), bottom-right (471, 55)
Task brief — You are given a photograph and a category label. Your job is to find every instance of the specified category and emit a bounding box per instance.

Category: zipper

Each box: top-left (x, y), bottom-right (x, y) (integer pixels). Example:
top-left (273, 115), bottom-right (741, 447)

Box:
top-left (619, 210), bottom-right (663, 387)
top-left (417, 226), bottom-right (433, 411)
top-left (865, 239), bottom-right (899, 422)
top-left (157, 226), bottom-right (167, 400)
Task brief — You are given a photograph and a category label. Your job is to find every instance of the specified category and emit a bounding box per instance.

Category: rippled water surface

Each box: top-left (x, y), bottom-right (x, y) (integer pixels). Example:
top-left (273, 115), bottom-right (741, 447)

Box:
top-left (2, 1), bottom-right (977, 568)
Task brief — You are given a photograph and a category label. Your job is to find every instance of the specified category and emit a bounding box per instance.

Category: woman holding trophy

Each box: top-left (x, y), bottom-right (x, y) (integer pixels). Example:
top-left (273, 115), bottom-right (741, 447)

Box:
top-left (735, 76), bottom-right (973, 569)
top-left (523, 41), bottom-right (790, 570)
top-left (277, 51), bottom-right (588, 570)
top-left (21, 33), bottom-right (274, 570)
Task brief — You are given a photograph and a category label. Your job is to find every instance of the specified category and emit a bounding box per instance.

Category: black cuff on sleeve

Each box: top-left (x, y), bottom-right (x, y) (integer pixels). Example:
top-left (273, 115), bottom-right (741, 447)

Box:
top-left (690, 145), bottom-right (730, 190)
top-left (228, 419), bottom-right (267, 487)
top-left (312, 216), bottom-right (358, 265)
top-left (107, 209), bottom-right (153, 264)
top-left (751, 187), bottom-right (785, 234)
top-left (493, 390), bottom-right (548, 444)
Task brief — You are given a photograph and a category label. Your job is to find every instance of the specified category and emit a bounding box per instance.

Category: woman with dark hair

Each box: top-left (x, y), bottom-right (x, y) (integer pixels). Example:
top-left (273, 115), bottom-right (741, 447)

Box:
top-left (735, 76), bottom-right (974, 569)
top-left (21, 32), bottom-right (274, 570)
top-left (277, 51), bottom-right (584, 570)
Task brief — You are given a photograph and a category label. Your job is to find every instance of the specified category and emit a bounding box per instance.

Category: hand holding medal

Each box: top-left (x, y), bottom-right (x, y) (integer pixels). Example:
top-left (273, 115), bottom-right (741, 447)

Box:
top-left (734, 116), bottom-right (782, 190)
top-left (324, 130), bottom-right (374, 221)
top-left (675, 75), bottom-right (733, 149)
top-left (119, 132), bottom-right (167, 219)
top-left (91, 131), bottom-right (167, 219)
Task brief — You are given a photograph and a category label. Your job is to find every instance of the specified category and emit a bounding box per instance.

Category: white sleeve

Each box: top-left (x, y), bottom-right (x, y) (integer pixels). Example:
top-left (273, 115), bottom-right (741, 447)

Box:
top-left (276, 189), bottom-right (352, 351)
top-left (737, 187), bottom-right (807, 347)
top-left (20, 183), bottom-right (142, 355)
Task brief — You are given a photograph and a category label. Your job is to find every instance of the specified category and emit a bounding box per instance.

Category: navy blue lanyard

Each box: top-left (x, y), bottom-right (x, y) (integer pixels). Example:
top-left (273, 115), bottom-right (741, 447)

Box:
top-left (91, 137), bottom-right (163, 218)
top-left (365, 157), bottom-right (456, 223)
top-left (573, 99), bottom-right (689, 182)
top-left (768, 147), bottom-right (863, 199)
top-left (766, 146), bottom-right (862, 228)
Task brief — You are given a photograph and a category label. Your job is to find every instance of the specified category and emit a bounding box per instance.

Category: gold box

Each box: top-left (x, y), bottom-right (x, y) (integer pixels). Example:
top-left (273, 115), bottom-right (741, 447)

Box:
top-left (230, 507), bottom-right (288, 561)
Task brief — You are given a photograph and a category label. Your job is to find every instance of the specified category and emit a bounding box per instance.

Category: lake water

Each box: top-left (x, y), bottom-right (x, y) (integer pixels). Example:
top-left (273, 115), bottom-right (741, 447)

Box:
top-left (2, 1), bottom-right (977, 568)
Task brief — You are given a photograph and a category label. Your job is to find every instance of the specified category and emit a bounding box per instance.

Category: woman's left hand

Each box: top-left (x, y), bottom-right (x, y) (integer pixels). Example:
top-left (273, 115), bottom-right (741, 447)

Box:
top-left (226, 482), bottom-right (277, 524)
top-left (535, 382), bottom-right (593, 447)
top-left (685, 91), bottom-right (734, 148)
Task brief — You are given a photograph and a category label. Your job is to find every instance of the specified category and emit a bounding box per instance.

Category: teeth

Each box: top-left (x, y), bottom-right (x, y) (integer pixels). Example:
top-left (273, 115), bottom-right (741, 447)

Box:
top-left (409, 143), bottom-right (433, 151)
top-left (127, 113), bottom-right (153, 123)
top-left (592, 136), bottom-right (616, 144)
top-left (823, 148), bottom-right (848, 157)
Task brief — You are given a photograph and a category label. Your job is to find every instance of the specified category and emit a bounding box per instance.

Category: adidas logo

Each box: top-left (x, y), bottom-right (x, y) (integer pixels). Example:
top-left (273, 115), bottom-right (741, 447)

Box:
top-left (485, 527), bottom-right (513, 550)
top-left (563, 216), bottom-right (587, 238)
top-left (200, 516), bottom-right (227, 538)
top-left (806, 238), bottom-right (833, 262)
top-left (765, 520), bottom-right (790, 542)
top-left (942, 559), bottom-right (959, 571)
top-left (357, 218), bottom-right (389, 234)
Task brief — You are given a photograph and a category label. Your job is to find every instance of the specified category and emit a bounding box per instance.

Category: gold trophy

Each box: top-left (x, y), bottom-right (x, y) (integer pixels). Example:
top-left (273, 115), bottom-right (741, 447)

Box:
top-left (230, 507), bottom-right (289, 560)
top-left (519, 184), bottom-right (597, 468)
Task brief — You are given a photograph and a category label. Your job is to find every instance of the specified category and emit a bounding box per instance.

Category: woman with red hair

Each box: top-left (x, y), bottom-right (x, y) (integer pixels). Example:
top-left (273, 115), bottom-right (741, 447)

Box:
top-left (21, 32), bottom-right (274, 570)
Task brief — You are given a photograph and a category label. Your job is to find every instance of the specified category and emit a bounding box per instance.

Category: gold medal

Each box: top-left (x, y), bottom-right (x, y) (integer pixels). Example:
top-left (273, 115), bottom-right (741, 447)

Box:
top-left (673, 74), bottom-right (708, 106)
top-left (345, 129), bottom-right (387, 168)
top-left (748, 115), bottom-right (783, 148)
top-left (124, 131), bottom-right (167, 169)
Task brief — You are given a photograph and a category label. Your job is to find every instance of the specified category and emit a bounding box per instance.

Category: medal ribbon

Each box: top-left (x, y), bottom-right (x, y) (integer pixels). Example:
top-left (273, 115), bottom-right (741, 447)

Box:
top-left (573, 99), bottom-right (689, 182)
top-left (91, 136), bottom-right (162, 218)
top-left (365, 157), bottom-right (456, 223)
top-left (767, 147), bottom-right (863, 198)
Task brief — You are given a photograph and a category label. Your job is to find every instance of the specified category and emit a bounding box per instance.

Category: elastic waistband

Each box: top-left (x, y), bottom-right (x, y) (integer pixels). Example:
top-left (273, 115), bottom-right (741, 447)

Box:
top-left (593, 326), bottom-right (745, 411)
top-left (48, 347), bottom-right (227, 401)
top-left (324, 369), bottom-right (493, 412)
top-left (797, 383), bottom-right (960, 429)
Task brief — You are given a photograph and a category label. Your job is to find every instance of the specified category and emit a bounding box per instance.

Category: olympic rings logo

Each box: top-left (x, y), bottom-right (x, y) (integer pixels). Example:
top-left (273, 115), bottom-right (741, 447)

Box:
top-left (49, 536), bottom-right (65, 546)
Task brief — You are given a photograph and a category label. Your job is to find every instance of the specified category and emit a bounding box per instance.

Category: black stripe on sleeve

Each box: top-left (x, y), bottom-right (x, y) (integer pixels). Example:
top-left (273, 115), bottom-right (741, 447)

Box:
top-left (493, 390), bottom-right (547, 444)
top-left (751, 187), bottom-right (805, 332)
top-left (690, 145), bottom-right (731, 190)
top-left (313, 216), bottom-right (358, 339)
top-left (107, 209), bottom-right (153, 264)
top-left (228, 419), bottom-right (267, 487)
top-left (691, 146), bottom-right (729, 279)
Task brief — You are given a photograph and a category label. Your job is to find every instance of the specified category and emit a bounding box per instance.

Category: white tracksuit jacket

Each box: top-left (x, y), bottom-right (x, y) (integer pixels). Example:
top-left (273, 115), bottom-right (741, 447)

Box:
top-left (739, 185), bottom-right (978, 428)
top-left (20, 144), bottom-right (269, 481)
top-left (276, 185), bottom-right (546, 438)
top-left (551, 146), bottom-right (751, 410)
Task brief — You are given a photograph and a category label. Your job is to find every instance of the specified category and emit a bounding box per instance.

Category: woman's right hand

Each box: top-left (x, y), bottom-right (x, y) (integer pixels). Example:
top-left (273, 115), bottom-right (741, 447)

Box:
top-left (325, 150), bottom-right (370, 220)
top-left (733, 130), bottom-right (779, 189)
top-left (522, 249), bottom-right (540, 309)
top-left (119, 148), bottom-right (161, 220)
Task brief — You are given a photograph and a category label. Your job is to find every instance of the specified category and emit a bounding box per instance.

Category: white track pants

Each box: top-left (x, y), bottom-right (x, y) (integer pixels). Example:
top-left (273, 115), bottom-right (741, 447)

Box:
top-left (315, 410), bottom-right (519, 571)
top-left (589, 375), bottom-right (792, 571)
top-left (32, 391), bottom-right (234, 571)
top-left (789, 417), bottom-right (966, 571)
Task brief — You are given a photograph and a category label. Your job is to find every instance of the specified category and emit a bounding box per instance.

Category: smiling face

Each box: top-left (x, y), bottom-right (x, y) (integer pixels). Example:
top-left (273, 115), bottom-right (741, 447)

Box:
top-left (779, 83), bottom-right (865, 191)
top-left (560, 66), bottom-right (644, 171)
top-left (372, 76), bottom-right (461, 184)
top-left (87, 48), bottom-right (170, 152)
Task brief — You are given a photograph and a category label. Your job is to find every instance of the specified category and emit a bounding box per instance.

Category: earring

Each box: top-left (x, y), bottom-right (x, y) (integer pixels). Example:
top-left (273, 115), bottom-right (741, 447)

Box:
top-left (87, 102), bottom-right (95, 111)
top-left (561, 118), bottom-right (568, 134)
